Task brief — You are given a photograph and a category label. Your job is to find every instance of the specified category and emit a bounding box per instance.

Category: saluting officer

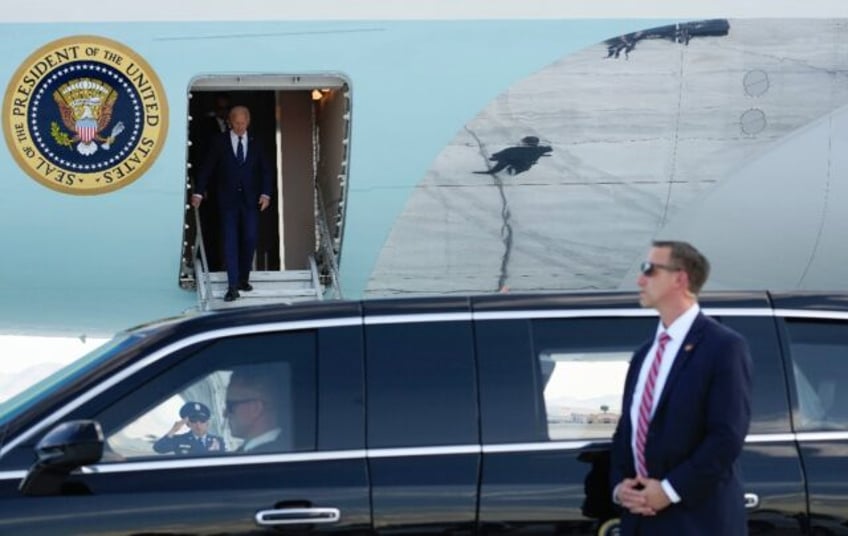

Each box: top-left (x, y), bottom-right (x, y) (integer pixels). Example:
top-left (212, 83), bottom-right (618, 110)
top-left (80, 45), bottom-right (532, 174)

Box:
top-left (153, 401), bottom-right (225, 455)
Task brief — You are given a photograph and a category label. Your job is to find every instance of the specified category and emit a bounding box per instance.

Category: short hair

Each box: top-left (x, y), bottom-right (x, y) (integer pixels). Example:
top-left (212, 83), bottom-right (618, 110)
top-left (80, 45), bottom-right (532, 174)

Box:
top-left (213, 93), bottom-right (230, 110)
top-left (229, 105), bottom-right (250, 122)
top-left (652, 240), bottom-right (710, 294)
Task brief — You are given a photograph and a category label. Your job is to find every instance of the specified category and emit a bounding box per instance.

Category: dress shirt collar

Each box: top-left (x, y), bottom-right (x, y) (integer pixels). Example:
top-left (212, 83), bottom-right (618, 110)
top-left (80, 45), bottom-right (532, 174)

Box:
top-left (242, 427), bottom-right (281, 452)
top-left (229, 129), bottom-right (247, 154)
top-left (655, 302), bottom-right (700, 343)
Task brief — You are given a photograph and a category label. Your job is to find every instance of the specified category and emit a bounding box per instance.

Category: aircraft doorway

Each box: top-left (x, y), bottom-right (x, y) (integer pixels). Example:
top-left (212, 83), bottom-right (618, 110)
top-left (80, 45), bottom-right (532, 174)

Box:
top-left (181, 75), bottom-right (350, 308)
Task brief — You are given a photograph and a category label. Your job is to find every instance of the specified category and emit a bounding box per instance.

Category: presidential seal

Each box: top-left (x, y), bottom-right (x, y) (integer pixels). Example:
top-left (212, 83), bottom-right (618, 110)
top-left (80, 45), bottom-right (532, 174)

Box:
top-left (3, 35), bottom-right (168, 194)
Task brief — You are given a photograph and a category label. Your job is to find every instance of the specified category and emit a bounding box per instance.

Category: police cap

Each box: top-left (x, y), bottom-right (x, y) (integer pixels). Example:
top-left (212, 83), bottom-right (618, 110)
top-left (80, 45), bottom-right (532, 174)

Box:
top-left (179, 401), bottom-right (211, 421)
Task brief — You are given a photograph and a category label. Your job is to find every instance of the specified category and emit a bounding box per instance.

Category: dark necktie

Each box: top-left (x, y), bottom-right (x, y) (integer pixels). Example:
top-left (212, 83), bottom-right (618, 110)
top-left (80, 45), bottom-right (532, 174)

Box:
top-left (635, 331), bottom-right (670, 477)
top-left (236, 135), bottom-right (244, 163)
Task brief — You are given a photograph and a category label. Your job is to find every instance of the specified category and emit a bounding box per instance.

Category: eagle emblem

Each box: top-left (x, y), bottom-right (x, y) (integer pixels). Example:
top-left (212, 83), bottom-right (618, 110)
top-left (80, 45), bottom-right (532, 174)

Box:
top-left (51, 77), bottom-right (125, 156)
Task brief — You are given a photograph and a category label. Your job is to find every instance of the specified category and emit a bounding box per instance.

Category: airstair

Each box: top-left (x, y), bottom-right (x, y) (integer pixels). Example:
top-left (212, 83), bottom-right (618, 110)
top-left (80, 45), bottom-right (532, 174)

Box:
top-left (188, 208), bottom-right (341, 311)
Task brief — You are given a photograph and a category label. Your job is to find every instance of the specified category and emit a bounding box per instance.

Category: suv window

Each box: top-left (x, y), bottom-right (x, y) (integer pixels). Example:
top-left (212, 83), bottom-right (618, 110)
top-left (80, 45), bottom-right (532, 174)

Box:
top-left (720, 316), bottom-right (791, 433)
top-left (784, 319), bottom-right (848, 431)
top-left (94, 331), bottom-right (317, 460)
top-left (365, 320), bottom-right (477, 448)
top-left (533, 317), bottom-right (656, 441)
top-left (541, 349), bottom-right (629, 440)
top-left (476, 316), bottom-right (655, 444)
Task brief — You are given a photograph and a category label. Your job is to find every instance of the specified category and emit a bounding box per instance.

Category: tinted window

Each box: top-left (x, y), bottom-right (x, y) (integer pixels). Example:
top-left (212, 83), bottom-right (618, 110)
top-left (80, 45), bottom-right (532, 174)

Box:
top-left (476, 319), bottom-right (540, 443)
top-left (365, 321), bottom-right (477, 447)
top-left (784, 319), bottom-right (848, 431)
top-left (477, 316), bottom-right (654, 444)
top-left (720, 316), bottom-right (791, 433)
top-left (94, 331), bottom-right (317, 459)
top-left (317, 326), bottom-right (365, 451)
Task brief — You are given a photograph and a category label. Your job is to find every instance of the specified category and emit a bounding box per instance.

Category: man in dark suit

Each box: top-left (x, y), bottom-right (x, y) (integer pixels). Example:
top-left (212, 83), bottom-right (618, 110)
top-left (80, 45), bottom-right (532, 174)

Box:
top-left (610, 240), bottom-right (753, 535)
top-left (192, 105), bottom-right (272, 302)
top-left (224, 365), bottom-right (291, 453)
top-left (153, 401), bottom-right (225, 455)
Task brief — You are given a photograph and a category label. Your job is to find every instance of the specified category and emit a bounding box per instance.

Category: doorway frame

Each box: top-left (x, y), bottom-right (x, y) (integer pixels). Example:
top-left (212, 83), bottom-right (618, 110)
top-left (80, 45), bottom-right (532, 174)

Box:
top-left (180, 73), bottom-right (352, 294)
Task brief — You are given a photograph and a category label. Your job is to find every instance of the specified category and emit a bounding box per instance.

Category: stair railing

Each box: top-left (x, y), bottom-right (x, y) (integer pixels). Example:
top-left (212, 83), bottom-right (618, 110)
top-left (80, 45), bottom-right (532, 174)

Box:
top-left (308, 254), bottom-right (323, 301)
top-left (314, 185), bottom-right (342, 299)
top-left (193, 208), bottom-right (213, 311)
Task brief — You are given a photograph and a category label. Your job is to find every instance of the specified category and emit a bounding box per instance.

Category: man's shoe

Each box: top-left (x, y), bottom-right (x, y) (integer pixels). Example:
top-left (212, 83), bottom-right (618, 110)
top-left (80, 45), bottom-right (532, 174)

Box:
top-left (238, 281), bottom-right (253, 291)
top-left (224, 288), bottom-right (239, 302)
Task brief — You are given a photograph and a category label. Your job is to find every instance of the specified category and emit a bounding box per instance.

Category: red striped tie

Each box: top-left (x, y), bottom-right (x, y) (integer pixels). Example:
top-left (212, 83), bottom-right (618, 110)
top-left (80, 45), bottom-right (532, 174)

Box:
top-left (635, 332), bottom-right (670, 477)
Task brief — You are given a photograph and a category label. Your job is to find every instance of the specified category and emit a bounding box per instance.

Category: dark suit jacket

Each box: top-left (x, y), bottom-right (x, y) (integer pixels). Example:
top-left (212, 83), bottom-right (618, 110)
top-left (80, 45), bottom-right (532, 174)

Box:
top-left (610, 313), bottom-right (753, 535)
top-left (195, 131), bottom-right (272, 211)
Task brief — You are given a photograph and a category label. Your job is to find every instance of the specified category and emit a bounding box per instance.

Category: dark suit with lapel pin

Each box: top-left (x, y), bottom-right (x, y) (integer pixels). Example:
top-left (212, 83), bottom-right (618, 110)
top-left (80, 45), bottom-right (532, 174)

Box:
top-left (611, 312), bottom-right (753, 535)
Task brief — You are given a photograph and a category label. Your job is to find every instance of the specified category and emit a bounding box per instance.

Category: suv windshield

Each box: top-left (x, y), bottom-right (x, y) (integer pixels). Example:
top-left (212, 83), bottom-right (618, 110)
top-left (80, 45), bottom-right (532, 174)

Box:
top-left (0, 333), bottom-right (140, 446)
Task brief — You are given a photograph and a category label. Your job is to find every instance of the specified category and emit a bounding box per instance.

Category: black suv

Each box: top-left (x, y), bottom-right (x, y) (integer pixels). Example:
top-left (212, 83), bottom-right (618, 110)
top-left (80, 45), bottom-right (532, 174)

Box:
top-left (0, 291), bottom-right (845, 534)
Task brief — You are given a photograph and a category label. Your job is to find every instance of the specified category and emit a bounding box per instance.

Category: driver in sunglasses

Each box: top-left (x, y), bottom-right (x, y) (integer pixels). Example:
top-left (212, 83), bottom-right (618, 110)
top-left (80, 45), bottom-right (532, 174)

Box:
top-left (153, 401), bottom-right (226, 455)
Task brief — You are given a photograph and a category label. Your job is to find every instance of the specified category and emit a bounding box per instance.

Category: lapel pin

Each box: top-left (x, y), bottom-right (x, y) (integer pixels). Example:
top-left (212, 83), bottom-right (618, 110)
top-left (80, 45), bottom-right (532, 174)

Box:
top-left (684, 344), bottom-right (694, 351)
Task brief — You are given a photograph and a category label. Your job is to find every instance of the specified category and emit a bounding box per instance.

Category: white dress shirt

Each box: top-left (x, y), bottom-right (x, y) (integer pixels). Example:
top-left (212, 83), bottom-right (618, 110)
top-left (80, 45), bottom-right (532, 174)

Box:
top-left (629, 303), bottom-right (700, 503)
top-left (241, 427), bottom-right (285, 452)
top-left (230, 130), bottom-right (247, 157)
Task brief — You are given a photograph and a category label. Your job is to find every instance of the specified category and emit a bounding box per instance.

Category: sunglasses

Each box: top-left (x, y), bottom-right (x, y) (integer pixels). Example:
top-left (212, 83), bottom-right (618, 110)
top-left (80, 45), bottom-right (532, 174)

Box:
top-left (224, 398), bottom-right (259, 412)
top-left (640, 261), bottom-right (681, 277)
top-left (188, 417), bottom-right (208, 424)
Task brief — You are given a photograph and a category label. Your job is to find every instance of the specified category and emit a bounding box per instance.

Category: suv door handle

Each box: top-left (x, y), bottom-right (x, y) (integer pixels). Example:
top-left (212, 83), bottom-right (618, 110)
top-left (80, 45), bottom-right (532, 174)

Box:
top-left (744, 493), bottom-right (759, 509)
top-left (254, 507), bottom-right (341, 526)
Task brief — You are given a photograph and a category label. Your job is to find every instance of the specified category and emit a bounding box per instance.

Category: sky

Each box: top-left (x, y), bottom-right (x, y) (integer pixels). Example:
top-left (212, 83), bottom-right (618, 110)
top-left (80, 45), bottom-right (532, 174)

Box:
top-left (0, 335), bottom-right (110, 402)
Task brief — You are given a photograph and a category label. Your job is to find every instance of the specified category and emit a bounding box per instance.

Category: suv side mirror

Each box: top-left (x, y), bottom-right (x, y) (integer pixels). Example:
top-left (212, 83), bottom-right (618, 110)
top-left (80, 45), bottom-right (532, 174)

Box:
top-left (19, 420), bottom-right (104, 496)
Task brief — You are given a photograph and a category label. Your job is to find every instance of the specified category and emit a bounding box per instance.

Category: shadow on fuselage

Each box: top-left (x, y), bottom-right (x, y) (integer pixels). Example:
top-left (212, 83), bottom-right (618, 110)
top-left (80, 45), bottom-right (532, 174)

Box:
top-left (474, 136), bottom-right (552, 176)
top-left (605, 19), bottom-right (730, 59)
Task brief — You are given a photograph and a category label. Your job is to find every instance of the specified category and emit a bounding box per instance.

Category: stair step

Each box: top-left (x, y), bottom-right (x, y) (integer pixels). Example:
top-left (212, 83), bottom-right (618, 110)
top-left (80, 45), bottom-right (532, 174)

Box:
top-left (210, 295), bottom-right (319, 309)
top-left (209, 281), bottom-right (315, 291)
top-left (210, 287), bottom-right (319, 299)
top-left (207, 271), bottom-right (312, 283)
top-left (199, 269), bottom-right (323, 311)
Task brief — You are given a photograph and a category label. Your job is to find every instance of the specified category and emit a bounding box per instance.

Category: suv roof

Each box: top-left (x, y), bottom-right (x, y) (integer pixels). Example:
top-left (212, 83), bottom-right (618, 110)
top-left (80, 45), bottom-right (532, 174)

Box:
top-left (127, 290), bottom-right (848, 346)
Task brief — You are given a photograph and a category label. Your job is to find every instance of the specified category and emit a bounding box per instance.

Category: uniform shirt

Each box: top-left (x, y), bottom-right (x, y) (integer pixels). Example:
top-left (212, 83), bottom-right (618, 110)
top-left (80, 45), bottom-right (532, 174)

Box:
top-left (153, 432), bottom-right (226, 455)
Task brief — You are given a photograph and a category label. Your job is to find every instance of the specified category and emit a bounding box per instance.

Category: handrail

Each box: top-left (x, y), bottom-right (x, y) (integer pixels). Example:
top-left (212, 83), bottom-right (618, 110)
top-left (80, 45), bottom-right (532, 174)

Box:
top-left (192, 208), bottom-right (213, 311)
top-left (308, 254), bottom-right (323, 301)
top-left (314, 185), bottom-right (342, 299)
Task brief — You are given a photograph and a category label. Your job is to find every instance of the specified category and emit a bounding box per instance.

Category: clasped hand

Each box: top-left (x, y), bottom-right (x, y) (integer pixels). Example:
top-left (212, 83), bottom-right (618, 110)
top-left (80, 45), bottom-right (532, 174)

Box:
top-left (616, 476), bottom-right (671, 516)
